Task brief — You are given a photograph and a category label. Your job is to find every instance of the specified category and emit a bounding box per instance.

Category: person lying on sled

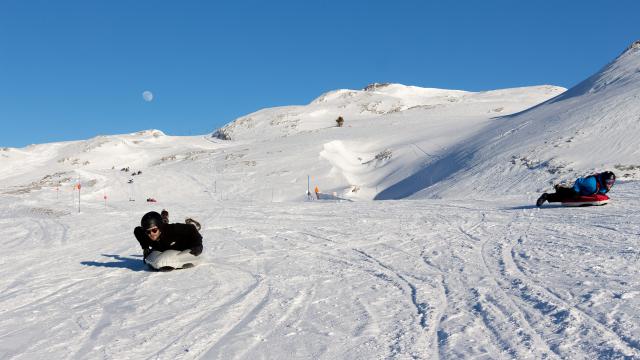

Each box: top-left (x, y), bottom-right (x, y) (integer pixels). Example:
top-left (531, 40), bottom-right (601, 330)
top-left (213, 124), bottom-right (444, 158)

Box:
top-left (536, 171), bottom-right (616, 207)
top-left (134, 211), bottom-right (203, 271)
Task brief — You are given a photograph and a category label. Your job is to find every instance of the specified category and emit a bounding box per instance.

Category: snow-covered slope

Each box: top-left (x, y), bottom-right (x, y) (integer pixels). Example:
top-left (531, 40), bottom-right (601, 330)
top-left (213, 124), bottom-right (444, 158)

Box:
top-left (213, 83), bottom-right (560, 142)
top-left (0, 130), bottom-right (231, 203)
top-left (406, 41), bottom-right (640, 199)
top-left (1, 185), bottom-right (640, 359)
top-left (213, 84), bottom-right (470, 141)
top-left (0, 84), bottom-right (563, 202)
top-left (203, 83), bottom-right (564, 201)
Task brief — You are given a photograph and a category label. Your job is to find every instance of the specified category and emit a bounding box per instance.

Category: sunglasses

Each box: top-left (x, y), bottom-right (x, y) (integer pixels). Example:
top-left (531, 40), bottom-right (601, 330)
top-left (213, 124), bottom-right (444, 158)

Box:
top-left (606, 179), bottom-right (615, 186)
top-left (146, 227), bottom-right (159, 235)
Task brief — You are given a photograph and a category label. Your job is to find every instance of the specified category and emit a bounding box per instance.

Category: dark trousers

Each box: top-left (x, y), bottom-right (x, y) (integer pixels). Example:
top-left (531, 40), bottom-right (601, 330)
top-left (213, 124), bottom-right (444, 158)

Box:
top-left (546, 186), bottom-right (578, 203)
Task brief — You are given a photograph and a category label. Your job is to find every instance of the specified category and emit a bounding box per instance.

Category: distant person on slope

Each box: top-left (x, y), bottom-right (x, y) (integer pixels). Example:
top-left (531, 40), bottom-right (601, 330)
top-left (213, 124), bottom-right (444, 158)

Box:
top-left (134, 211), bottom-right (203, 271)
top-left (536, 171), bottom-right (616, 207)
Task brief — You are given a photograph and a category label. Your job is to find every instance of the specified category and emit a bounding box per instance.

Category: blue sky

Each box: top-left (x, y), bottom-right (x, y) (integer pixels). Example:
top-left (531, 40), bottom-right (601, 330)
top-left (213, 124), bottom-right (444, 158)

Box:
top-left (1, 1), bottom-right (638, 148)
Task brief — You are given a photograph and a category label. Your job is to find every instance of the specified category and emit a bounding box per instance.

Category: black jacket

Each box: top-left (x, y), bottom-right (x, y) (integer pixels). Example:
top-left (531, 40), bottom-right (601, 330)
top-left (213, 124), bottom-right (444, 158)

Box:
top-left (134, 223), bottom-right (203, 255)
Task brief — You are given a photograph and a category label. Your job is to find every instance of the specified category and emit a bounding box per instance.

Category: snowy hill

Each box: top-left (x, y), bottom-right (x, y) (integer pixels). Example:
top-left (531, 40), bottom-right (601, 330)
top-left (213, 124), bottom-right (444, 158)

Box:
top-left (212, 84), bottom-right (470, 141)
top-left (214, 84), bottom-right (564, 201)
top-left (0, 130), bottom-right (228, 203)
top-left (2, 42), bottom-right (640, 359)
top-left (0, 83), bottom-right (563, 202)
top-left (406, 40), bottom-right (640, 199)
top-left (213, 83), bottom-right (561, 142)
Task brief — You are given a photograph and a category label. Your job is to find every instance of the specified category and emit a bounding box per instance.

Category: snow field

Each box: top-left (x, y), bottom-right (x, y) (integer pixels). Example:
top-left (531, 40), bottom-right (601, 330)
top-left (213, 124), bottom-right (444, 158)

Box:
top-left (1, 182), bottom-right (638, 359)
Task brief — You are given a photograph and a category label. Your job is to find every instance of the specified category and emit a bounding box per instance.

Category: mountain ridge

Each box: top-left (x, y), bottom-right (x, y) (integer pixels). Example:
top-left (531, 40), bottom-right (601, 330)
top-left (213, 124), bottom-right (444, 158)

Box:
top-left (4, 41), bottom-right (640, 202)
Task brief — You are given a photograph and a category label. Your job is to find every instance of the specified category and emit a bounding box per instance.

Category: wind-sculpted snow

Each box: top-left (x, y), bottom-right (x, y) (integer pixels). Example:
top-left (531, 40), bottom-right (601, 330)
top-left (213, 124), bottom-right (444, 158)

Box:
top-left (1, 182), bottom-right (639, 359)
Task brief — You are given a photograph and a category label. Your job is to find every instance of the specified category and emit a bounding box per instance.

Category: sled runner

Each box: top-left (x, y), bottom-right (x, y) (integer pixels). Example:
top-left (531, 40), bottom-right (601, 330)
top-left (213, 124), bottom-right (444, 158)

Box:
top-left (157, 263), bottom-right (195, 272)
top-left (561, 194), bottom-right (610, 207)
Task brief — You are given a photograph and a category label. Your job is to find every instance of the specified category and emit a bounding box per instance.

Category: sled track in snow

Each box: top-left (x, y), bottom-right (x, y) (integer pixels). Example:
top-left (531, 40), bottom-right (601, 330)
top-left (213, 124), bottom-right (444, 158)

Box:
top-left (352, 248), bottom-right (434, 357)
top-left (443, 211), bottom-right (543, 358)
top-left (152, 270), bottom-right (267, 359)
top-left (419, 206), bottom-right (640, 359)
top-left (481, 210), bottom-right (640, 359)
top-left (475, 212), bottom-right (561, 358)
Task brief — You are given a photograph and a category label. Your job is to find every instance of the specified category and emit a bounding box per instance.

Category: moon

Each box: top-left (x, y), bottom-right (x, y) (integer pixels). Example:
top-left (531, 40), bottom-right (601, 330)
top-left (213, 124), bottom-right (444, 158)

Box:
top-left (142, 91), bottom-right (154, 102)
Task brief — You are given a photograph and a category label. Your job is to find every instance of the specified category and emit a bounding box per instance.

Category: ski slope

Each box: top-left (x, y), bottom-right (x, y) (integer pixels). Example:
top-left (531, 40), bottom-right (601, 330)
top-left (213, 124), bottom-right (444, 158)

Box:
top-left (1, 41), bottom-right (640, 359)
top-left (1, 185), bottom-right (639, 359)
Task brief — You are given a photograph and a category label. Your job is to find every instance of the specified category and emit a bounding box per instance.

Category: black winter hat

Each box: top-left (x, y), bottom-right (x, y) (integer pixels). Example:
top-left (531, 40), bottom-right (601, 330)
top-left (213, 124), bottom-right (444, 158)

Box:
top-left (141, 211), bottom-right (163, 229)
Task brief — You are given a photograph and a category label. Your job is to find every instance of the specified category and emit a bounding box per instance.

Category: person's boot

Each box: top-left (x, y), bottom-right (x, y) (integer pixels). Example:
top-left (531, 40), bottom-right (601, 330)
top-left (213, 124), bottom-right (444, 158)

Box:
top-left (185, 218), bottom-right (201, 231)
top-left (536, 193), bottom-right (548, 207)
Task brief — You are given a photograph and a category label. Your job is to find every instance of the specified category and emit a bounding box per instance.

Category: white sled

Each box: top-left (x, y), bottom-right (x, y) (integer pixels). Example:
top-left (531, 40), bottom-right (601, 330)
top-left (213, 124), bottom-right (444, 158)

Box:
top-left (145, 250), bottom-right (203, 270)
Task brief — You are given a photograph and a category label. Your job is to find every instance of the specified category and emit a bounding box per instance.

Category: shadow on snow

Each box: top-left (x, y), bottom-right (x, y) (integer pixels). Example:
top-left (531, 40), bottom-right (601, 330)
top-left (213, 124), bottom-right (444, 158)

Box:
top-left (81, 254), bottom-right (152, 272)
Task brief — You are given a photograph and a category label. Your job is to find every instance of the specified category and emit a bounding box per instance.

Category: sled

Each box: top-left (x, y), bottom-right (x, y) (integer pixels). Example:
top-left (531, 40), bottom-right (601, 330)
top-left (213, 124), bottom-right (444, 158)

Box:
top-left (144, 250), bottom-right (202, 271)
top-left (561, 194), bottom-right (610, 207)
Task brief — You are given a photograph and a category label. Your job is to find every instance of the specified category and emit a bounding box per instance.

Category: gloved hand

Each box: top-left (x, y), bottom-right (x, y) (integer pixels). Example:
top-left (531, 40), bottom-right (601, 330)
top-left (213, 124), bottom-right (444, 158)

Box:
top-left (143, 248), bottom-right (152, 260)
top-left (189, 245), bottom-right (203, 256)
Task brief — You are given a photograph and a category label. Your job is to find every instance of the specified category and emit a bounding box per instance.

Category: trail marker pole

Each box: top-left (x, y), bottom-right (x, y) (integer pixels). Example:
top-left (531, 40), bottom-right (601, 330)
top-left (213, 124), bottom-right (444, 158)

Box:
top-left (129, 180), bottom-right (135, 202)
top-left (77, 183), bottom-right (81, 213)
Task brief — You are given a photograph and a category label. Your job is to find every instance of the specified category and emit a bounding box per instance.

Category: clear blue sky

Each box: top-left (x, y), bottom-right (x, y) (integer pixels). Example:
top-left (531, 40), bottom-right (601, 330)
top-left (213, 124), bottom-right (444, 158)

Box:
top-left (1, 0), bottom-right (638, 148)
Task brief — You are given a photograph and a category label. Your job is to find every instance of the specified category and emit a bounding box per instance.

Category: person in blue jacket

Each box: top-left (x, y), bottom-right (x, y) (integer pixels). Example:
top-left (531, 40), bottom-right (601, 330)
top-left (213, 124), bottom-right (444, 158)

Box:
top-left (536, 171), bottom-right (616, 206)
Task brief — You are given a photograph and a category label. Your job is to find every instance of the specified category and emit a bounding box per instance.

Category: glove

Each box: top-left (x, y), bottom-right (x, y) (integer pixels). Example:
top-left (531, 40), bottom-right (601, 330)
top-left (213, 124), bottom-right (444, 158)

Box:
top-left (189, 245), bottom-right (203, 256)
top-left (143, 248), bottom-right (152, 260)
